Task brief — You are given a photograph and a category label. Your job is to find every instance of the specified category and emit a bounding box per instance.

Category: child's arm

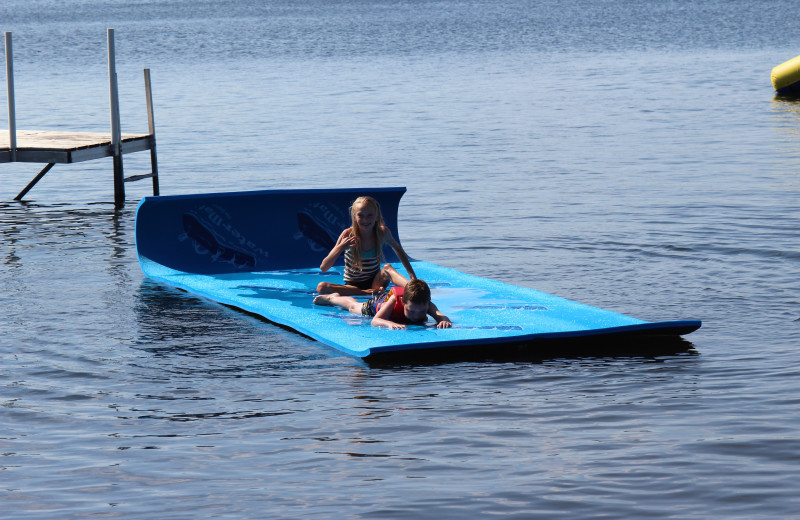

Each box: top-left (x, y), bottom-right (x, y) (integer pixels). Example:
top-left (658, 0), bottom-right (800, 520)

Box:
top-left (320, 229), bottom-right (357, 272)
top-left (370, 294), bottom-right (406, 329)
top-left (383, 227), bottom-right (417, 280)
top-left (428, 302), bottom-right (452, 329)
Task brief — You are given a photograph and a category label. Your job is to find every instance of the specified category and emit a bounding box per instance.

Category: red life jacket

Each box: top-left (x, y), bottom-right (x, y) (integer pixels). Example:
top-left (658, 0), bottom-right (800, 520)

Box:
top-left (375, 286), bottom-right (424, 324)
top-left (388, 286), bottom-right (407, 322)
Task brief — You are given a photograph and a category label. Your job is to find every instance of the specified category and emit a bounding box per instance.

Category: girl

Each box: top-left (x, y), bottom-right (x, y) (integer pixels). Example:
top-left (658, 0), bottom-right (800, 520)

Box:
top-left (317, 196), bottom-right (416, 296)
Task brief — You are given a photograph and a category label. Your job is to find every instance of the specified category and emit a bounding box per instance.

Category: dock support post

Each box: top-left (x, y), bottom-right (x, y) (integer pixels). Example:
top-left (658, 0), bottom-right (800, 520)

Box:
top-left (5, 32), bottom-right (17, 162)
top-left (108, 28), bottom-right (125, 208)
top-left (144, 68), bottom-right (160, 196)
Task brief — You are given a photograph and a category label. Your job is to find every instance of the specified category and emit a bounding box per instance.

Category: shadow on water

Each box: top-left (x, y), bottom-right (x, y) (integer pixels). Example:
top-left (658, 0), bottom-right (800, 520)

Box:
top-left (773, 87), bottom-right (800, 102)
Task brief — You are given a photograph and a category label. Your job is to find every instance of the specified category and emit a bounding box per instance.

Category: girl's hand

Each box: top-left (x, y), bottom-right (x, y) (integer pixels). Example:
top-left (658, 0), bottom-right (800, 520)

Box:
top-left (336, 231), bottom-right (358, 251)
top-left (388, 322), bottom-right (407, 330)
top-left (320, 229), bottom-right (359, 273)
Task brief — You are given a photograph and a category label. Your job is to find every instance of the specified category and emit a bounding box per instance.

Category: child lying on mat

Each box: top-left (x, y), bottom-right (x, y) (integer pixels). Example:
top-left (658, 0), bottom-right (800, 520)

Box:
top-left (313, 279), bottom-right (452, 330)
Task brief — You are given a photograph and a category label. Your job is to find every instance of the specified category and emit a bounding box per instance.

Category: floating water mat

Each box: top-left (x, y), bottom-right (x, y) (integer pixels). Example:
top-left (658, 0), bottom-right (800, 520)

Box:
top-left (135, 187), bottom-right (700, 359)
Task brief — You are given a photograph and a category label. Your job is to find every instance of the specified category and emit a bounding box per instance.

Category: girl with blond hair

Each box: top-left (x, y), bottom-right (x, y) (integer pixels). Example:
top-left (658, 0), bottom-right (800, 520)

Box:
top-left (317, 196), bottom-right (416, 296)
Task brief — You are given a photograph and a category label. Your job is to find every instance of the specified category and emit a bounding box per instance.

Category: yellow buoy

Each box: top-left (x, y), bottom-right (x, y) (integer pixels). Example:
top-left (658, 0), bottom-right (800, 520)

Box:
top-left (771, 54), bottom-right (800, 95)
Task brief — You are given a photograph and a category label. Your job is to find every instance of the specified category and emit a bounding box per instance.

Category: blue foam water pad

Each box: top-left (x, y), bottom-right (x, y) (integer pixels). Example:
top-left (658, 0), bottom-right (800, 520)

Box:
top-left (139, 258), bottom-right (699, 358)
top-left (135, 187), bottom-right (700, 358)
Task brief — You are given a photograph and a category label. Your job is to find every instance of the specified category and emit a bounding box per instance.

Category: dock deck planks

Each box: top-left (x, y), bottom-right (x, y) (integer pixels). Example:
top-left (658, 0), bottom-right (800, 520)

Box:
top-left (0, 130), bottom-right (154, 164)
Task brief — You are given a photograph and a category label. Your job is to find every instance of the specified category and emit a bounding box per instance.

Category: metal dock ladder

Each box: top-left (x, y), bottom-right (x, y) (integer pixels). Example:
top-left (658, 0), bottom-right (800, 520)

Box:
top-left (2, 29), bottom-right (160, 208)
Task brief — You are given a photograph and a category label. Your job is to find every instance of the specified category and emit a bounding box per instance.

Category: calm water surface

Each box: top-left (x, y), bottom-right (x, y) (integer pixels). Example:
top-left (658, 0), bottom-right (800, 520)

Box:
top-left (2, 1), bottom-right (799, 518)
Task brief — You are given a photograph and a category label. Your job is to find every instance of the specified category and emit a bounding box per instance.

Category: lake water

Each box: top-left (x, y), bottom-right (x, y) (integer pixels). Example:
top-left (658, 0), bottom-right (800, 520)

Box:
top-left (2, 1), bottom-right (799, 518)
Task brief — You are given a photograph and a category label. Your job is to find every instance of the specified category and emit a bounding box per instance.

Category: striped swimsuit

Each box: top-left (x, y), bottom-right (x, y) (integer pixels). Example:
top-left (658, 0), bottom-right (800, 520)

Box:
top-left (343, 247), bottom-right (381, 289)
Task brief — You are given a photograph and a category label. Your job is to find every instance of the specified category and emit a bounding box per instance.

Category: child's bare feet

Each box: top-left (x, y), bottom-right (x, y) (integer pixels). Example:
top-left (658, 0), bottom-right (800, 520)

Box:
top-left (313, 293), bottom-right (338, 306)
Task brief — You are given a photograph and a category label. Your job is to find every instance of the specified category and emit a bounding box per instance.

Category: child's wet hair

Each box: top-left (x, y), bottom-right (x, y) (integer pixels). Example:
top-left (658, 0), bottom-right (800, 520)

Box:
top-left (403, 279), bottom-right (431, 304)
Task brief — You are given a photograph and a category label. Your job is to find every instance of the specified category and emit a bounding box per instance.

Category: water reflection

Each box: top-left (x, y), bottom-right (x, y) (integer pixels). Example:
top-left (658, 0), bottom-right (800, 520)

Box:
top-left (770, 96), bottom-right (800, 132)
top-left (133, 279), bottom-right (352, 367)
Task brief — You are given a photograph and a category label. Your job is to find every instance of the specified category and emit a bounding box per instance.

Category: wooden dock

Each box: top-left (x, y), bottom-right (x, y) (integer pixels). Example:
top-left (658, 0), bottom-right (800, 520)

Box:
top-left (0, 130), bottom-right (153, 164)
top-left (3, 29), bottom-right (159, 207)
